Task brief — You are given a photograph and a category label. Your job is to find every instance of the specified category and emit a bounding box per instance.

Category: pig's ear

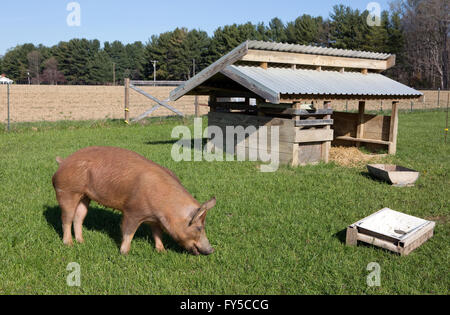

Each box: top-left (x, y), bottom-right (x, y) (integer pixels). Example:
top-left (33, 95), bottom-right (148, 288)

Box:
top-left (189, 197), bottom-right (216, 226)
top-left (203, 197), bottom-right (216, 210)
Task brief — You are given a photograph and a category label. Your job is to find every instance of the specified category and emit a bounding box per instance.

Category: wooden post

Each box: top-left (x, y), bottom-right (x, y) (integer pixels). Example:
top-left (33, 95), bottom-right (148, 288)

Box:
top-left (208, 95), bottom-right (217, 112)
top-left (292, 102), bottom-right (301, 120)
top-left (389, 101), bottom-right (399, 155)
top-left (124, 78), bottom-right (130, 123)
top-left (361, 68), bottom-right (368, 75)
top-left (260, 62), bottom-right (268, 70)
top-left (322, 101), bottom-right (332, 163)
top-left (346, 226), bottom-right (358, 246)
top-left (195, 95), bottom-right (199, 117)
top-left (316, 66), bottom-right (322, 71)
top-left (356, 101), bottom-right (366, 147)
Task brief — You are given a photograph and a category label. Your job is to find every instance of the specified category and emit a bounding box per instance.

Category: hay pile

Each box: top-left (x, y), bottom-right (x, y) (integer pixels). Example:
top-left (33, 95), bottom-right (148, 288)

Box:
top-left (330, 146), bottom-right (386, 167)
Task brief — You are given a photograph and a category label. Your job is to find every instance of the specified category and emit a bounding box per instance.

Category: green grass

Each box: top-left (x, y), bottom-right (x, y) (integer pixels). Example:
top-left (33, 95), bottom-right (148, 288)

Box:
top-left (0, 111), bottom-right (448, 295)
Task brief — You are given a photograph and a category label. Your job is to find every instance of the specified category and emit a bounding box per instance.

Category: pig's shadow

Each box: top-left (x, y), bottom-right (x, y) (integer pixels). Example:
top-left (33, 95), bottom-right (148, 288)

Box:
top-left (43, 205), bottom-right (185, 254)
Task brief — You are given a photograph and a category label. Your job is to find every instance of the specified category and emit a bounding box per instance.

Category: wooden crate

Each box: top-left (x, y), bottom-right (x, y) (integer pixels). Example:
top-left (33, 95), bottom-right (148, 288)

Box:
top-left (346, 208), bottom-right (435, 256)
top-left (207, 108), bottom-right (334, 166)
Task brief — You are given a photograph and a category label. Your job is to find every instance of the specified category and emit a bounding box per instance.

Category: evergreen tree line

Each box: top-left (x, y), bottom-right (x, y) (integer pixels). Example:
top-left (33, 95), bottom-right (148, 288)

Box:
top-left (0, 2), bottom-right (448, 89)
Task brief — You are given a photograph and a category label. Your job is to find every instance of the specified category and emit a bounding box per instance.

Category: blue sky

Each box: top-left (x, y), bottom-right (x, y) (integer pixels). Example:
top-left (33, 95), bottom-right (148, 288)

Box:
top-left (0, 0), bottom-right (391, 55)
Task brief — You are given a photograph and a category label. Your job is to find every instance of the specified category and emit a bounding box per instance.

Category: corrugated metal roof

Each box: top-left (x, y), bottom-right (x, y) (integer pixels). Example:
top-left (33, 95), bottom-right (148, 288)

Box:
top-left (247, 40), bottom-right (392, 60)
top-left (222, 65), bottom-right (423, 100)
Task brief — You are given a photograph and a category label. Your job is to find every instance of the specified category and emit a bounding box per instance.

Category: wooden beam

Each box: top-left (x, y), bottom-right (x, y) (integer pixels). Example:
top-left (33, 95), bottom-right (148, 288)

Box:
top-left (386, 55), bottom-right (396, 69)
top-left (322, 101), bottom-right (332, 163)
top-left (261, 108), bottom-right (333, 116)
top-left (170, 42), bottom-right (249, 101)
top-left (221, 66), bottom-right (280, 104)
top-left (241, 49), bottom-right (394, 71)
top-left (130, 85), bottom-right (184, 118)
top-left (389, 101), bottom-right (399, 155)
top-left (296, 119), bottom-right (333, 127)
top-left (356, 101), bottom-right (366, 148)
top-left (335, 136), bottom-right (390, 146)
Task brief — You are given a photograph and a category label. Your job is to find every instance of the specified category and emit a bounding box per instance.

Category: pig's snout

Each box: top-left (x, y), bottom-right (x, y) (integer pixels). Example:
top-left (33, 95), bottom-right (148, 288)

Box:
top-left (198, 245), bottom-right (215, 256)
top-left (192, 239), bottom-right (215, 256)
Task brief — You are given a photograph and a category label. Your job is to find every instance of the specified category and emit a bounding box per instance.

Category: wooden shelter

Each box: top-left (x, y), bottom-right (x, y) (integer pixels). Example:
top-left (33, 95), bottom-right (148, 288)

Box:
top-left (169, 41), bottom-right (423, 166)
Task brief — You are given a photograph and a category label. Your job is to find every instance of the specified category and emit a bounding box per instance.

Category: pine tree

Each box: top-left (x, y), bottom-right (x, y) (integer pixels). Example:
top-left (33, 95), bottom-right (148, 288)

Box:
top-left (286, 15), bottom-right (327, 46)
top-left (329, 5), bottom-right (370, 50)
top-left (268, 18), bottom-right (288, 43)
top-left (1, 43), bottom-right (36, 82)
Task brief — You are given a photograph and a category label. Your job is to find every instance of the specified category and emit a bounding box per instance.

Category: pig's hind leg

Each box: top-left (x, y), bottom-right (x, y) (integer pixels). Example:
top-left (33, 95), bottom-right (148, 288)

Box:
top-left (73, 197), bottom-right (90, 244)
top-left (56, 192), bottom-right (83, 246)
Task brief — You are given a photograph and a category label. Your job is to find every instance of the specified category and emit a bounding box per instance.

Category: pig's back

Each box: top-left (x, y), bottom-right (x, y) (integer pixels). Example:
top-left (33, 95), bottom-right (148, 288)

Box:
top-left (53, 146), bottom-right (187, 210)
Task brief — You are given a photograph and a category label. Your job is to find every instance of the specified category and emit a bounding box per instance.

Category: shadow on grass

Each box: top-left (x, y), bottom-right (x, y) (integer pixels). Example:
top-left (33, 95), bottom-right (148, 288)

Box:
top-left (43, 205), bottom-right (185, 254)
top-left (360, 171), bottom-right (388, 185)
top-left (333, 229), bottom-right (347, 244)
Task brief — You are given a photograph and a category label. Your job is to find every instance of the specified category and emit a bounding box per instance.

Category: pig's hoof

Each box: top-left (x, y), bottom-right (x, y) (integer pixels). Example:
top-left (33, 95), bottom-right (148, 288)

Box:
top-left (120, 248), bottom-right (130, 256)
top-left (156, 247), bottom-right (166, 253)
top-left (76, 238), bottom-right (84, 244)
top-left (63, 240), bottom-right (73, 247)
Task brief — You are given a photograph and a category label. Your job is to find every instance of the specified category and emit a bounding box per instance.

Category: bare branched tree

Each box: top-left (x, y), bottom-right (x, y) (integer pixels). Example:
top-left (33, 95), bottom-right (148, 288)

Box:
top-left (397, 0), bottom-right (449, 89)
top-left (27, 50), bottom-right (42, 85)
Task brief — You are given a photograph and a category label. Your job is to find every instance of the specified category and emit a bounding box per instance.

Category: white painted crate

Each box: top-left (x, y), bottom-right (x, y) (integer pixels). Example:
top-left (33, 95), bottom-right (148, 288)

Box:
top-left (346, 208), bottom-right (435, 256)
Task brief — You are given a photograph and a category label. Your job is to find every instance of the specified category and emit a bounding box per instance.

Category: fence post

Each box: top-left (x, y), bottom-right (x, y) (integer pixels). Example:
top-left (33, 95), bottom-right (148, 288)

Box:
top-left (445, 93), bottom-right (449, 144)
top-left (437, 88), bottom-right (441, 109)
top-left (411, 101), bottom-right (413, 113)
top-left (124, 78), bottom-right (130, 124)
top-left (7, 84), bottom-right (10, 132)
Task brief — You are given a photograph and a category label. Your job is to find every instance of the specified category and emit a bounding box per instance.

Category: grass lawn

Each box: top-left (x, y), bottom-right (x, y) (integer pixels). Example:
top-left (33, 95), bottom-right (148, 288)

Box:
top-left (0, 110), bottom-right (448, 295)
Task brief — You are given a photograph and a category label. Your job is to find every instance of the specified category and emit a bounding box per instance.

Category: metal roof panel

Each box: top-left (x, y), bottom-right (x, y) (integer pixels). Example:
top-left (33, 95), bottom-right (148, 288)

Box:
top-left (222, 66), bottom-right (423, 99)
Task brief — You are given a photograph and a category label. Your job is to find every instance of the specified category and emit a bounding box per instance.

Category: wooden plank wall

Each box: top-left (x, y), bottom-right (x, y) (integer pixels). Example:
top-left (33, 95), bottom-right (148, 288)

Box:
top-left (207, 112), bottom-right (297, 165)
top-left (332, 111), bottom-right (391, 151)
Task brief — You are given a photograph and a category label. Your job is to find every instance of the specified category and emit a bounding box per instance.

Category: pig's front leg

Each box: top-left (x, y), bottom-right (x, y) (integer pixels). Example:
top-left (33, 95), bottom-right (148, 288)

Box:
top-left (149, 223), bottom-right (166, 253)
top-left (120, 214), bottom-right (141, 255)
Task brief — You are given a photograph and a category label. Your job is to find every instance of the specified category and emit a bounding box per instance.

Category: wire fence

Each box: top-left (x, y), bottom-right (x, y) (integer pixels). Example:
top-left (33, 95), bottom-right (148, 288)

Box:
top-left (0, 84), bottom-right (448, 131)
top-left (328, 89), bottom-right (449, 113)
top-left (0, 84), bottom-right (209, 130)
